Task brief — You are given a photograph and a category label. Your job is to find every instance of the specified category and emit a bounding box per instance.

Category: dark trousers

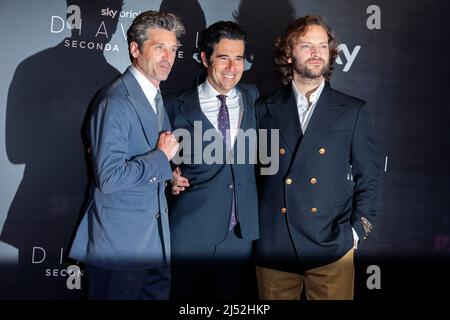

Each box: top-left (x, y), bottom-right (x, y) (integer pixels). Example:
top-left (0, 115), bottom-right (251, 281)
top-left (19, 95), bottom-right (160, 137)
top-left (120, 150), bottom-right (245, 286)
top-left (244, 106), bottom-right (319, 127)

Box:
top-left (86, 264), bottom-right (170, 300)
top-left (170, 229), bottom-right (255, 301)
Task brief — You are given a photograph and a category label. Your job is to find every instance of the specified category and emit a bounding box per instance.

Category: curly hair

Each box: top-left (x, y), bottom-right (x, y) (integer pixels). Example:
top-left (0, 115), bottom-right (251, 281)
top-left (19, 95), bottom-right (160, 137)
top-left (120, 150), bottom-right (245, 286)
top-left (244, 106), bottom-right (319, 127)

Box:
top-left (274, 15), bottom-right (339, 84)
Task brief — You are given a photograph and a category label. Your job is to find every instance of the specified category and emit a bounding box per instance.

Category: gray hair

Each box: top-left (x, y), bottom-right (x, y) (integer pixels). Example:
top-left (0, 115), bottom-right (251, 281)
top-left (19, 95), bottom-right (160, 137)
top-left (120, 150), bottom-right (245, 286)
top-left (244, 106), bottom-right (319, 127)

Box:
top-left (127, 10), bottom-right (185, 61)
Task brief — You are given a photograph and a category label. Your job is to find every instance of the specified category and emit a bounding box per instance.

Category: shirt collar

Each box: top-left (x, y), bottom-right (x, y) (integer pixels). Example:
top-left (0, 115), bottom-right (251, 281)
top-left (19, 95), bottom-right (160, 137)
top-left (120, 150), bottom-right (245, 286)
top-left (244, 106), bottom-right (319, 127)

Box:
top-left (201, 79), bottom-right (237, 100)
top-left (129, 65), bottom-right (158, 100)
top-left (292, 79), bottom-right (325, 108)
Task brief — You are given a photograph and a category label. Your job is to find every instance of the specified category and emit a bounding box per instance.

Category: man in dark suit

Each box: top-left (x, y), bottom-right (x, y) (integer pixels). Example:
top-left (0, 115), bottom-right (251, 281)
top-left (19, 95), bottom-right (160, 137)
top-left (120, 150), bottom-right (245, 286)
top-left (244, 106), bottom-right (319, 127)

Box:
top-left (255, 15), bottom-right (379, 300)
top-left (69, 11), bottom-right (184, 300)
top-left (166, 21), bottom-right (259, 300)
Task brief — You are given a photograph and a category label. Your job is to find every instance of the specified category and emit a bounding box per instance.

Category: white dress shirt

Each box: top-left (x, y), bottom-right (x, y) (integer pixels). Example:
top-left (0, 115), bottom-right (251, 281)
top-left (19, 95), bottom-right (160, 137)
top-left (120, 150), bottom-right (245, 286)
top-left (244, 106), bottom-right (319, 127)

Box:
top-left (291, 79), bottom-right (325, 134)
top-left (130, 65), bottom-right (158, 114)
top-left (198, 80), bottom-right (241, 147)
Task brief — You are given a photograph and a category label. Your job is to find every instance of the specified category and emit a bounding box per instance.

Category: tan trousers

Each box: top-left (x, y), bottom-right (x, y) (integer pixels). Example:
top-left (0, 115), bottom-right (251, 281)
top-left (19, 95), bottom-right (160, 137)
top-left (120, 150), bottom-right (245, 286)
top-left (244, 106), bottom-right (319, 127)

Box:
top-left (256, 249), bottom-right (354, 300)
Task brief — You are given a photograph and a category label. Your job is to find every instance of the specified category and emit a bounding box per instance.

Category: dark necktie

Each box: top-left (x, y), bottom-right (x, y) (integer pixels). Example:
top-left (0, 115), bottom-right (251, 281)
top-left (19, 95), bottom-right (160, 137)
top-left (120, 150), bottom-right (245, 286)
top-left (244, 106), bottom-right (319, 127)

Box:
top-left (217, 94), bottom-right (237, 231)
top-left (155, 90), bottom-right (164, 132)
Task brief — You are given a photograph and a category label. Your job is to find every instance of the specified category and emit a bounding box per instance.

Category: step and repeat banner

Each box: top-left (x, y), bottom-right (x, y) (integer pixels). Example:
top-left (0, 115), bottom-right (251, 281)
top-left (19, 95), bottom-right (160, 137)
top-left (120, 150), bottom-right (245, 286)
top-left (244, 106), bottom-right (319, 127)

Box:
top-left (0, 0), bottom-right (449, 299)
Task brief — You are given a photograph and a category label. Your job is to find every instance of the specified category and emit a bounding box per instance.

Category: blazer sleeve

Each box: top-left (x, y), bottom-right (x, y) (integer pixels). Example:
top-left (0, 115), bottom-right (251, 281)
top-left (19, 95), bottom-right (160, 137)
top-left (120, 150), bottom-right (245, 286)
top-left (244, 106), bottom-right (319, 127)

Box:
top-left (90, 97), bottom-right (172, 195)
top-left (350, 102), bottom-right (380, 239)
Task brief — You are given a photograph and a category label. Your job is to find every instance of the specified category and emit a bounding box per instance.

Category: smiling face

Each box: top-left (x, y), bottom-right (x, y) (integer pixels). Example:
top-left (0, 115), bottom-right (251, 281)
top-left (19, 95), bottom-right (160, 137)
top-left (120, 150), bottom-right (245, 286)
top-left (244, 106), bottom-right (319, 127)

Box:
top-left (201, 38), bottom-right (245, 95)
top-left (130, 28), bottom-right (179, 88)
top-left (289, 24), bottom-right (330, 81)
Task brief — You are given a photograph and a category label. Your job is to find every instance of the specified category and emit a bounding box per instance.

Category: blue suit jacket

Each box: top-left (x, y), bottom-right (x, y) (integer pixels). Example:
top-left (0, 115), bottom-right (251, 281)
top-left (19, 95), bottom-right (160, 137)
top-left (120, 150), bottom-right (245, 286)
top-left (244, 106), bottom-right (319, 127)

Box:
top-left (164, 83), bottom-right (260, 244)
top-left (69, 68), bottom-right (173, 271)
top-left (255, 83), bottom-right (380, 272)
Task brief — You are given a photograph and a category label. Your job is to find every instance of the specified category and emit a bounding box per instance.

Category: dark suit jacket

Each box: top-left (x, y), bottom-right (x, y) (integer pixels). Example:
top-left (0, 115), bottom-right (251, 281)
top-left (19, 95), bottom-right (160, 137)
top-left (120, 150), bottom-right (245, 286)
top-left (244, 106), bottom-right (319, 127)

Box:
top-left (69, 68), bottom-right (173, 271)
top-left (164, 82), bottom-right (260, 245)
top-left (255, 82), bottom-right (379, 272)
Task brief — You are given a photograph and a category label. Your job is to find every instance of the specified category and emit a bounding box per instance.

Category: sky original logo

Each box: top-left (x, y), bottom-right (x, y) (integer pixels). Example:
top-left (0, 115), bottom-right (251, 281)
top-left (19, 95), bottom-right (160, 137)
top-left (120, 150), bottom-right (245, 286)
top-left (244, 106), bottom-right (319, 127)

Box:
top-left (101, 7), bottom-right (142, 20)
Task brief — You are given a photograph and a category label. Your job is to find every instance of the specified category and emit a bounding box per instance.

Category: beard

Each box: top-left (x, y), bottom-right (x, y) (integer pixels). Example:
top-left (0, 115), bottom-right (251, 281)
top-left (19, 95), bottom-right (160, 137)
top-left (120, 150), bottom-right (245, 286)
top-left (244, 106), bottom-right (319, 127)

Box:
top-left (292, 56), bottom-right (329, 79)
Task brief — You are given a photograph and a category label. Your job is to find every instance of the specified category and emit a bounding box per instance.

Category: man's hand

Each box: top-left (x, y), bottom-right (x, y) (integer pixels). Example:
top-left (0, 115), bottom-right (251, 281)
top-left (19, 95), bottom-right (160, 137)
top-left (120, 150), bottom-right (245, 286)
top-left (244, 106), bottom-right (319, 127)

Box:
top-left (157, 131), bottom-right (179, 161)
top-left (171, 167), bottom-right (190, 195)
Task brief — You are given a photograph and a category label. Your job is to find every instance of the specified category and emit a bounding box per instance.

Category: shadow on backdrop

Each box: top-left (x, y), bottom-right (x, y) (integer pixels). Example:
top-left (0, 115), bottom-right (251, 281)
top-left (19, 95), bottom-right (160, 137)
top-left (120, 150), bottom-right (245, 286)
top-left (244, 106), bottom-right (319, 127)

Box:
top-left (0, 0), bottom-right (123, 299)
top-left (234, 0), bottom-right (295, 97)
top-left (159, 0), bottom-right (206, 94)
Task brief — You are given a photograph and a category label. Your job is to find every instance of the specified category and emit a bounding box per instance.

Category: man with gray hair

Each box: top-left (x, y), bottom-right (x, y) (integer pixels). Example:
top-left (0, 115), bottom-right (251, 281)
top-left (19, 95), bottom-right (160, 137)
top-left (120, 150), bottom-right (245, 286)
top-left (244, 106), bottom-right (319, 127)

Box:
top-left (69, 11), bottom-right (184, 300)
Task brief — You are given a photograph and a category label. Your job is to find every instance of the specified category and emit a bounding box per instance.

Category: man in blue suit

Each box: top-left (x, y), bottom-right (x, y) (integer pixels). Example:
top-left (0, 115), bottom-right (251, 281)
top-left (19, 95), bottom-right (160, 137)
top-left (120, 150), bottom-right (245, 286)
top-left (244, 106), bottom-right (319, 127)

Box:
top-left (255, 15), bottom-right (380, 299)
top-left (69, 11), bottom-right (184, 300)
top-left (166, 21), bottom-right (259, 300)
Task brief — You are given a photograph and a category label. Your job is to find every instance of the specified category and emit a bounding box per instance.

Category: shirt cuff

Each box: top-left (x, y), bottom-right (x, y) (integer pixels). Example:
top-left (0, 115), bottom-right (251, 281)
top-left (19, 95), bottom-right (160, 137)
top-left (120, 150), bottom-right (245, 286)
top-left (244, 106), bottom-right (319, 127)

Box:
top-left (352, 227), bottom-right (360, 250)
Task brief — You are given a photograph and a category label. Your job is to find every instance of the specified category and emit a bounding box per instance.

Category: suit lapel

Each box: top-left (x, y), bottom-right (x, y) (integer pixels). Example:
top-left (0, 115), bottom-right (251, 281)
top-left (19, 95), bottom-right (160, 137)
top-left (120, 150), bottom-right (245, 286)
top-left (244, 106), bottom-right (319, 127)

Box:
top-left (122, 68), bottom-right (158, 147)
top-left (267, 85), bottom-right (302, 153)
top-left (236, 84), bottom-right (251, 132)
top-left (178, 84), bottom-right (255, 159)
top-left (288, 83), bottom-right (344, 173)
top-left (178, 86), bottom-right (215, 132)
top-left (178, 86), bottom-right (232, 163)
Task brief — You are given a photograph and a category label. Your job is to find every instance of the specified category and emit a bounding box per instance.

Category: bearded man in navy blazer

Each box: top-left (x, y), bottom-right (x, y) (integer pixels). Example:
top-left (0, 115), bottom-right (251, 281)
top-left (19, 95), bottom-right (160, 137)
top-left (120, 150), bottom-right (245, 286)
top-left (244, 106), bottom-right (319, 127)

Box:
top-left (69, 11), bottom-right (184, 300)
top-left (255, 15), bottom-right (380, 300)
top-left (166, 21), bottom-right (259, 300)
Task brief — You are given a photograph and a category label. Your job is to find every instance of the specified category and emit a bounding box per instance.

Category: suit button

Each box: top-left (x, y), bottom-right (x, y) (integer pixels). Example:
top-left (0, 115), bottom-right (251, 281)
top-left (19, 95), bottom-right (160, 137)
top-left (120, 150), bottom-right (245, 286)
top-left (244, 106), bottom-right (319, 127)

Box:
top-left (165, 208), bottom-right (168, 213)
top-left (280, 207), bottom-right (287, 214)
top-left (165, 182), bottom-right (168, 187)
top-left (319, 147), bottom-right (326, 155)
top-left (310, 177), bottom-right (317, 184)
top-left (228, 184), bottom-right (234, 189)
top-left (310, 207), bottom-right (318, 214)
top-left (285, 178), bottom-right (292, 185)
top-left (155, 213), bottom-right (161, 218)
top-left (149, 177), bottom-right (157, 183)
top-left (279, 148), bottom-right (286, 155)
